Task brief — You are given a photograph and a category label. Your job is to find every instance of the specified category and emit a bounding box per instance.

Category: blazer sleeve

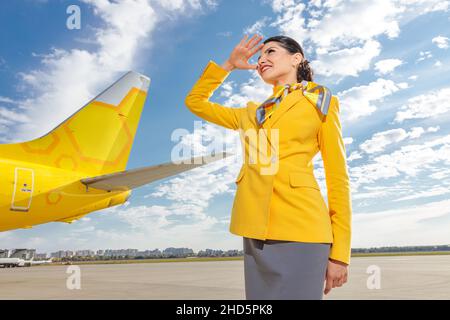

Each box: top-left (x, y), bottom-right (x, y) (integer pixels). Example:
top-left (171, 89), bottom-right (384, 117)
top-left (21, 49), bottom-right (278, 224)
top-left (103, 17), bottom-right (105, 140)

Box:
top-left (184, 60), bottom-right (246, 130)
top-left (318, 96), bottom-right (352, 265)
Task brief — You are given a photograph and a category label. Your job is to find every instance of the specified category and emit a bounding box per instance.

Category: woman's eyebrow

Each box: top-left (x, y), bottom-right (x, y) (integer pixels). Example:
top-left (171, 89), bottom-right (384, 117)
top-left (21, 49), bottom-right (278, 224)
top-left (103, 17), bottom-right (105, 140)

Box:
top-left (257, 47), bottom-right (276, 62)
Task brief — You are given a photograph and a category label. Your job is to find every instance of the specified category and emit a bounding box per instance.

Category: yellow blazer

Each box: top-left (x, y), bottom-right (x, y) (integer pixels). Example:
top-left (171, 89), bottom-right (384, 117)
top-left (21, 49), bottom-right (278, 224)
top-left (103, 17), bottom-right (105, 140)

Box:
top-left (185, 60), bottom-right (352, 265)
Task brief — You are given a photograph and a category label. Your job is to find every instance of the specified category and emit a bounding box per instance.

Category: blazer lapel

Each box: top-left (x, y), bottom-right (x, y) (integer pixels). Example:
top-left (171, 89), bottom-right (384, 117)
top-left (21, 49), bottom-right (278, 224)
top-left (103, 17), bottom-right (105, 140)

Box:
top-left (265, 90), bottom-right (303, 129)
top-left (245, 102), bottom-right (274, 156)
top-left (246, 102), bottom-right (258, 128)
top-left (246, 90), bottom-right (304, 148)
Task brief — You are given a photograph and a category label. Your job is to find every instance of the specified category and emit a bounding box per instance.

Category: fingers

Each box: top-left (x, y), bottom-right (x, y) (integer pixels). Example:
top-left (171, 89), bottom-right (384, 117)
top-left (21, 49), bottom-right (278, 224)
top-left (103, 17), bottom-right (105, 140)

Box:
top-left (332, 273), bottom-right (347, 287)
top-left (247, 34), bottom-right (263, 49)
top-left (324, 269), bottom-right (348, 295)
top-left (324, 277), bottom-right (333, 295)
top-left (238, 34), bottom-right (248, 47)
top-left (235, 34), bottom-right (264, 71)
top-left (240, 63), bottom-right (258, 70)
top-left (244, 34), bottom-right (259, 48)
top-left (334, 277), bottom-right (344, 287)
top-left (248, 42), bottom-right (264, 58)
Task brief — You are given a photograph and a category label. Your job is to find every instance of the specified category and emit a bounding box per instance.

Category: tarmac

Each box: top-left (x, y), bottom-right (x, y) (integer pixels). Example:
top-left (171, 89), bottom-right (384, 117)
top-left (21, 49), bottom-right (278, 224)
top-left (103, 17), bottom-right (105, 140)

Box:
top-left (0, 255), bottom-right (449, 299)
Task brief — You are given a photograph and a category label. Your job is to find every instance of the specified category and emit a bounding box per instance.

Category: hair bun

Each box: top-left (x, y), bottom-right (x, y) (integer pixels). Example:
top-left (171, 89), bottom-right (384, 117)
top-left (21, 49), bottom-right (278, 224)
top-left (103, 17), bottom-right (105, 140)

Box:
top-left (297, 58), bottom-right (313, 82)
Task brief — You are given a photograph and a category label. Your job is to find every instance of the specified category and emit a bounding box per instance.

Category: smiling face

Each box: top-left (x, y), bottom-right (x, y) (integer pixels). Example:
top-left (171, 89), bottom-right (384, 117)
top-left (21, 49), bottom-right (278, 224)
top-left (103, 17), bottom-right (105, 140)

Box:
top-left (256, 41), bottom-right (303, 86)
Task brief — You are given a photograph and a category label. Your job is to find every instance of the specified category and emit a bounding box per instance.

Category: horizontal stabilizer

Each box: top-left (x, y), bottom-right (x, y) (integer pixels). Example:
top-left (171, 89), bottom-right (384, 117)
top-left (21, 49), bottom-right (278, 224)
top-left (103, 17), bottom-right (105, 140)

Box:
top-left (81, 152), bottom-right (233, 192)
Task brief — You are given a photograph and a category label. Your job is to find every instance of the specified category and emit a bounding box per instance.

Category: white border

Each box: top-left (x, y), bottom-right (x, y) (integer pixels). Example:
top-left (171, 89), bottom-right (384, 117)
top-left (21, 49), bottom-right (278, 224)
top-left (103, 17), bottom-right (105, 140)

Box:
top-left (11, 167), bottom-right (34, 212)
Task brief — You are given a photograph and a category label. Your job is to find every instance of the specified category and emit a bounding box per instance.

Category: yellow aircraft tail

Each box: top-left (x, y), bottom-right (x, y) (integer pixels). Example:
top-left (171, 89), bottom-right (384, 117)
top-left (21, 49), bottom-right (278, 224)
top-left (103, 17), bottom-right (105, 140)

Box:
top-left (0, 72), bottom-right (150, 175)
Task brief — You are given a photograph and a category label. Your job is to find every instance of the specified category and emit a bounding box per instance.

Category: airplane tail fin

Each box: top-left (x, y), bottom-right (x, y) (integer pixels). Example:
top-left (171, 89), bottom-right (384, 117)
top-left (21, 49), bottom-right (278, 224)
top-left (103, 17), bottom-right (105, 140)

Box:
top-left (0, 72), bottom-right (150, 175)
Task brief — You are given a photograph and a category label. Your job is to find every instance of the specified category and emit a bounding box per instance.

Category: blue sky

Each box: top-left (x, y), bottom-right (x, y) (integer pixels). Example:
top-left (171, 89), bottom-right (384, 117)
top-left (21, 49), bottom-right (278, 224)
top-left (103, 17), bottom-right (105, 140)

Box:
top-left (0, 0), bottom-right (450, 254)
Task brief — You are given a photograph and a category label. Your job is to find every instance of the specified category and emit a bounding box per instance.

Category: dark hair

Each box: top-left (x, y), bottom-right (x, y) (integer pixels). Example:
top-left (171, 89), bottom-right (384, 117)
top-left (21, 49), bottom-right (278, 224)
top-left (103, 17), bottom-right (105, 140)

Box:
top-left (262, 35), bottom-right (313, 82)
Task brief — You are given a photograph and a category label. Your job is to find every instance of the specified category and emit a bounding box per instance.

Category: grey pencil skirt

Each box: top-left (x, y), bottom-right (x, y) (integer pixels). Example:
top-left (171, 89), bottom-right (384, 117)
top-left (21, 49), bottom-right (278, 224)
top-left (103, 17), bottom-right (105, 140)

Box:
top-left (243, 237), bottom-right (331, 300)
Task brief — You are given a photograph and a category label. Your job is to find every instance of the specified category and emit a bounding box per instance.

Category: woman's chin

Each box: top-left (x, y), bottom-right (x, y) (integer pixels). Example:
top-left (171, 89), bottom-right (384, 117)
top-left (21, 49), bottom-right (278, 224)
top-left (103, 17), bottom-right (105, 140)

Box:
top-left (261, 75), bottom-right (277, 84)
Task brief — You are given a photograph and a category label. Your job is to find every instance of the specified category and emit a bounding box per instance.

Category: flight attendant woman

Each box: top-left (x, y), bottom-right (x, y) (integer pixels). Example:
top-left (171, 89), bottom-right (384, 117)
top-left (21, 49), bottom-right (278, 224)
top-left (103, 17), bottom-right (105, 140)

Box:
top-left (184, 34), bottom-right (352, 300)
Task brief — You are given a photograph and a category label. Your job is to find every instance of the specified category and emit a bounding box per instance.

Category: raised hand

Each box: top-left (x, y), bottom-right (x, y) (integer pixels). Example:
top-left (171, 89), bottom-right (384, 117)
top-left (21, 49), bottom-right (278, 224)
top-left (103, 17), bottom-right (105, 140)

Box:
top-left (222, 34), bottom-right (264, 71)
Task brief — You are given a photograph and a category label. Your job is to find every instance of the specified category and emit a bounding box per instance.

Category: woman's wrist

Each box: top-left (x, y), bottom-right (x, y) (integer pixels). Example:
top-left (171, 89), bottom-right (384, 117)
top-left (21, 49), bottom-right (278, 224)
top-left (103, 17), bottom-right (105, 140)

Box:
top-left (329, 258), bottom-right (348, 266)
top-left (221, 60), bottom-right (235, 72)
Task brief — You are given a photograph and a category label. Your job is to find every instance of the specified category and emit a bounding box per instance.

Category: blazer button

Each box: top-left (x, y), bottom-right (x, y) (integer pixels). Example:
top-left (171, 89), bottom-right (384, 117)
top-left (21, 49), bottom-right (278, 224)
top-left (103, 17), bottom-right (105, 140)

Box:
top-left (271, 156), bottom-right (277, 163)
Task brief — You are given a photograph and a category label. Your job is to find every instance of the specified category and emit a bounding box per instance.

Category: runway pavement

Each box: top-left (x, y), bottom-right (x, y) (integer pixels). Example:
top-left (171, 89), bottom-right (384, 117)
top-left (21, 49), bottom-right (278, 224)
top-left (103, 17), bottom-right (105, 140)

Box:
top-left (0, 255), bottom-right (449, 299)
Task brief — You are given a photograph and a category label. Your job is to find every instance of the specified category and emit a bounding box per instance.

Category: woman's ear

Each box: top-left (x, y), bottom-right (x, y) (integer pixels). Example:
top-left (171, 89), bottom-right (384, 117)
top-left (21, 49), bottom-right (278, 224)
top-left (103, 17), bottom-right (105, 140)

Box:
top-left (292, 52), bottom-right (303, 67)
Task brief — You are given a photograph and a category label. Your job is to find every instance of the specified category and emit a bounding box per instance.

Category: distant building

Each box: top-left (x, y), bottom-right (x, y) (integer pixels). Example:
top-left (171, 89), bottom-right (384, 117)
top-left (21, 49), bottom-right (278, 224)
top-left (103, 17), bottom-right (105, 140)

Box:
top-left (225, 250), bottom-right (240, 257)
top-left (163, 247), bottom-right (194, 257)
top-left (197, 249), bottom-right (224, 257)
top-left (196, 249), bottom-right (243, 257)
top-left (104, 249), bottom-right (139, 257)
top-left (351, 244), bottom-right (450, 253)
top-left (50, 250), bottom-right (74, 258)
top-left (51, 251), bottom-right (64, 258)
top-left (35, 253), bottom-right (48, 260)
top-left (136, 249), bottom-right (162, 257)
top-left (75, 250), bottom-right (95, 257)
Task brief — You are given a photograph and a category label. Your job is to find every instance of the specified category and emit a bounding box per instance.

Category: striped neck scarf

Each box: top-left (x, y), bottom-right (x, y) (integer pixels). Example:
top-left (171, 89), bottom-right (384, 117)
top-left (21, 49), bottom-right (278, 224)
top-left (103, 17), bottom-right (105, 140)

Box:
top-left (255, 80), bottom-right (332, 127)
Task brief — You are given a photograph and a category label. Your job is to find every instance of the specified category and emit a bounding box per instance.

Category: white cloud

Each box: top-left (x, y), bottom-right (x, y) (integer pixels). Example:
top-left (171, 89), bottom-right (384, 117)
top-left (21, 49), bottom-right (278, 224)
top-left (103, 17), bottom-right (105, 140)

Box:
top-left (429, 168), bottom-right (450, 180)
top-left (338, 78), bottom-right (408, 121)
top-left (0, 96), bottom-right (16, 104)
top-left (306, 0), bottom-right (402, 49)
top-left (244, 16), bottom-right (271, 35)
top-left (343, 137), bottom-right (353, 145)
top-left (216, 31), bottom-right (232, 37)
top-left (91, 207), bottom-right (240, 252)
top-left (149, 153), bottom-right (240, 208)
top-left (359, 126), bottom-right (437, 154)
top-left (432, 35), bottom-right (450, 49)
top-left (219, 81), bottom-right (234, 98)
top-left (416, 50), bottom-right (432, 62)
top-left (394, 87), bottom-right (450, 122)
top-left (427, 125), bottom-right (440, 133)
top-left (350, 134), bottom-right (450, 189)
top-left (269, 1), bottom-right (308, 42)
top-left (396, 0), bottom-right (450, 15)
top-left (353, 199), bottom-right (450, 248)
top-left (1, 0), bottom-right (217, 142)
top-left (2, 0), bottom-right (155, 141)
top-left (352, 184), bottom-right (412, 202)
top-left (374, 58), bottom-right (403, 75)
top-left (360, 128), bottom-right (411, 154)
top-left (264, 0), bottom-right (450, 79)
top-left (347, 151), bottom-right (363, 162)
top-left (222, 70), bottom-right (273, 107)
top-left (151, 0), bottom-right (218, 14)
top-left (312, 40), bottom-right (382, 79)
top-left (393, 186), bottom-right (450, 201)
top-left (407, 126), bottom-right (425, 138)
top-left (0, 108), bottom-right (30, 124)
